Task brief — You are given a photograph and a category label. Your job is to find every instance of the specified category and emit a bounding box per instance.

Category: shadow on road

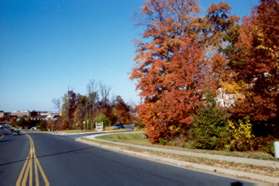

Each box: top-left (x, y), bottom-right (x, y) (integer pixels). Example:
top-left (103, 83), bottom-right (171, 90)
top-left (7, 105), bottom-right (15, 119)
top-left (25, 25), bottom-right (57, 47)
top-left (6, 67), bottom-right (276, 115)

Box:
top-left (0, 146), bottom-right (94, 167)
top-left (38, 146), bottom-right (95, 158)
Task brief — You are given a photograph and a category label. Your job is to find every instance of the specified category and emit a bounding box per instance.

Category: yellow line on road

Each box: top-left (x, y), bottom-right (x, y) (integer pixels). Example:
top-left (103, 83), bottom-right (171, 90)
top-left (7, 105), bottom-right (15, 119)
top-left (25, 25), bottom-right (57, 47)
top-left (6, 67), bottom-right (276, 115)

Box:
top-left (22, 154), bottom-right (31, 186)
top-left (29, 147), bottom-right (33, 186)
top-left (35, 157), bottom-right (50, 186)
top-left (16, 134), bottom-right (50, 186)
top-left (16, 139), bottom-right (31, 186)
top-left (34, 155), bottom-right (39, 186)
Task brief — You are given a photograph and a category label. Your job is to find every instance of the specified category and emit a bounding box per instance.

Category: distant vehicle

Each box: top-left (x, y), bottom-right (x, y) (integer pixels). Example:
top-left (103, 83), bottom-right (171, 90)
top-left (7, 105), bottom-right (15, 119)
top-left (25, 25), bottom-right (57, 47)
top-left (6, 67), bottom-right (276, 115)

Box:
top-left (112, 124), bottom-right (125, 130)
top-left (31, 127), bottom-right (37, 131)
top-left (123, 124), bottom-right (135, 130)
top-left (0, 126), bottom-right (11, 135)
top-left (10, 127), bottom-right (22, 135)
top-left (1, 124), bottom-right (22, 135)
top-left (0, 124), bottom-right (16, 135)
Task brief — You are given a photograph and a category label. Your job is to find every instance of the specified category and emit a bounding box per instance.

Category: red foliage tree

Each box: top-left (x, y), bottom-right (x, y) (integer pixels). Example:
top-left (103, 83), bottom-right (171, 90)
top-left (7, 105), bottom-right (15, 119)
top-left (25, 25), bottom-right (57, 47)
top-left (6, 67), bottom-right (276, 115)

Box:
top-left (113, 96), bottom-right (131, 124)
top-left (229, 0), bottom-right (279, 127)
top-left (131, 0), bottom-right (205, 143)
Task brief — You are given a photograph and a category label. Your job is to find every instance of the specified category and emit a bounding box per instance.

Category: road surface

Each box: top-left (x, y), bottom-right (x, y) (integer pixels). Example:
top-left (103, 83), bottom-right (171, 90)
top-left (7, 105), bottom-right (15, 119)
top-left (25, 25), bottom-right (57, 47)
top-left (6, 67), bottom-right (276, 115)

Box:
top-left (0, 132), bottom-right (258, 186)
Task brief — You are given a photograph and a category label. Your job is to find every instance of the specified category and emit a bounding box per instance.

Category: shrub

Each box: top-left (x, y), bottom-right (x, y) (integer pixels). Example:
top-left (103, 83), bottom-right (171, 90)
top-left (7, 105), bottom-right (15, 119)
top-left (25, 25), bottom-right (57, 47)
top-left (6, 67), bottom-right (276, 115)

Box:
top-left (228, 117), bottom-right (255, 151)
top-left (168, 134), bottom-right (190, 147)
top-left (252, 136), bottom-right (275, 154)
top-left (159, 138), bottom-right (167, 145)
top-left (191, 104), bottom-right (231, 150)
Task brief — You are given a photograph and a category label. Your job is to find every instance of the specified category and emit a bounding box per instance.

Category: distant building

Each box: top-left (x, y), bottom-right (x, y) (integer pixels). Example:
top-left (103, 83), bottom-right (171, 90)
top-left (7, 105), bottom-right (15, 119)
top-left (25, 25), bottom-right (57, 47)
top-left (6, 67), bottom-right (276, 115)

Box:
top-left (215, 88), bottom-right (237, 108)
top-left (30, 111), bottom-right (41, 121)
top-left (37, 111), bottom-right (60, 121)
top-left (11, 111), bottom-right (30, 118)
top-left (0, 110), bottom-right (60, 122)
top-left (45, 113), bottom-right (60, 121)
top-left (0, 111), bottom-right (4, 119)
top-left (215, 88), bottom-right (245, 108)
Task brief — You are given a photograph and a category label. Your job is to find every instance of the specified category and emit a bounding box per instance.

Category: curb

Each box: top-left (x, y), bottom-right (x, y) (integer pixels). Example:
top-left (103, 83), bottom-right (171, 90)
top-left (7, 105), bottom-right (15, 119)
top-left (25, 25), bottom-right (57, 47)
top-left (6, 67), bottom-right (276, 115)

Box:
top-left (77, 138), bottom-right (279, 186)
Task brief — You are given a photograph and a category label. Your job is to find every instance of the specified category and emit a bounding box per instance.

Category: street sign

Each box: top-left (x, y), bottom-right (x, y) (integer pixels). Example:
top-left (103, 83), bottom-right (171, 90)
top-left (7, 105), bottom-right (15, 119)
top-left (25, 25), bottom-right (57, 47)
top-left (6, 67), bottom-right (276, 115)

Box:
top-left (95, 122), bottom-right (104, 132)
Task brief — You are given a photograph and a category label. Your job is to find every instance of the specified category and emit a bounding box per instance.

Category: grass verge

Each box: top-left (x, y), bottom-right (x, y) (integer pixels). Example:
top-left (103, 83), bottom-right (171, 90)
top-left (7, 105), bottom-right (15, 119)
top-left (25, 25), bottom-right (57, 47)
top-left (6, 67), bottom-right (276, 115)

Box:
top-left (96, 132), bottom-right (277, 161)
top-left (59, 129), bottom-right (96, 133)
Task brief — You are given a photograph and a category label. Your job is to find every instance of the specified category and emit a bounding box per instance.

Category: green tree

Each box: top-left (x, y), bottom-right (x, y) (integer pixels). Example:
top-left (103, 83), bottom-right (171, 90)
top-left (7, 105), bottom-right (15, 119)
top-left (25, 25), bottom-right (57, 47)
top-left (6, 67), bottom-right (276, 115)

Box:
top-left (191, 94), bottom-right (231, 150)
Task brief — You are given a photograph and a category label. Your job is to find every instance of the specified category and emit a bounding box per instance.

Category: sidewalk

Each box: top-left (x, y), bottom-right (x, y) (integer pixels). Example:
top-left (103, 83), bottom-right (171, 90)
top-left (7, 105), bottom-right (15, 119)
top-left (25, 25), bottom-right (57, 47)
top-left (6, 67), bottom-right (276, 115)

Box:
top-left (77, 133), bottom-right (279, 185)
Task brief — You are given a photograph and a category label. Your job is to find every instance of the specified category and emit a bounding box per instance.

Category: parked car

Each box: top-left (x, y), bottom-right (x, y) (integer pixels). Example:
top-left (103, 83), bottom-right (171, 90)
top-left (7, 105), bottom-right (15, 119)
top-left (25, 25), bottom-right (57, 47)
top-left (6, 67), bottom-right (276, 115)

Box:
top-left (0, 124), bottom-right (22, 135)
top-left (123, 124), bottom-right (135, 131)
top-left (112, 123), bottom-right (125, 130)
top-left (10, 127), bottom-right (22, 135)
top-left (31, 127), bottom-right (37, 131)
top-left (0, 124), bottom-right (12, 135)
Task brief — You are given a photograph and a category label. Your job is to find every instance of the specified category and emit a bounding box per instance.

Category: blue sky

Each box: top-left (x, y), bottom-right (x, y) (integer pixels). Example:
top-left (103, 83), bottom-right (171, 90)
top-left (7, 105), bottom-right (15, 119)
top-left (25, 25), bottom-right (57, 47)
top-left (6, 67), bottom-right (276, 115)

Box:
top-left (0, 0), bottom-right (259, 112)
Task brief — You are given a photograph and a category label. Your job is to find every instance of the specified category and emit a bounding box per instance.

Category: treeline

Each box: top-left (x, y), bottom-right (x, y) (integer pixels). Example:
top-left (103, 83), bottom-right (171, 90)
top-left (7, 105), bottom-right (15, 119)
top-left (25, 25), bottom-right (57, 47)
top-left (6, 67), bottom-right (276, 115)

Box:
top-left (55, 81), bottom-right (137, 130)
top-left (131, 0), bottom-right (279, 152)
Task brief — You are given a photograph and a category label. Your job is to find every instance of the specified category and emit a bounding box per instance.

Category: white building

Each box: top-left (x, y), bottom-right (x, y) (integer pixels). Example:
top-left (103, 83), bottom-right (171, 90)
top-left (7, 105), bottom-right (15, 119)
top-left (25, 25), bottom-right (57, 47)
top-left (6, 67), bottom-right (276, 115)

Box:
top-left (215, 88), bottom-right (237, 108)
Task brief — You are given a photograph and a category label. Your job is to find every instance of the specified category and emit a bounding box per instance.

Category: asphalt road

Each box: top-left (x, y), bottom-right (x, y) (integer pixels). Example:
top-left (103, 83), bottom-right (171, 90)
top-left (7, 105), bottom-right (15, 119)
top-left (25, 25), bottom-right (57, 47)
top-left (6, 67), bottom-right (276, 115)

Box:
top-left (0, 132), bottom-right (258, 186)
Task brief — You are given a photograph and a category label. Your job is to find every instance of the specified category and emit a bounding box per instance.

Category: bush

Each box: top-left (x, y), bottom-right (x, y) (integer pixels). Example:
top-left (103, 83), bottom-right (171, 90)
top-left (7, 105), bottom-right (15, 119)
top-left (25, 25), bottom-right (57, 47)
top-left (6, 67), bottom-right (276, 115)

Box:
top-left (159, 138), bottom-right (167, 145)
top-left (228, 117), bottom-right (255, 151)
top-left (94, 113), bottom-right (111, 127)
top-left (191, 104), bottom-right (231, 150)
top-left (253, 136), bottom-right (275, 155)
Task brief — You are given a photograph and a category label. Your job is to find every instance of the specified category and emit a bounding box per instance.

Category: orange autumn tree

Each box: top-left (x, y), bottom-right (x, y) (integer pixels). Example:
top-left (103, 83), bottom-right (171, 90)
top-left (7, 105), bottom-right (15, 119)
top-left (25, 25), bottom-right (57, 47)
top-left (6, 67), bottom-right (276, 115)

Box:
top-left (131, 0), bottom-right (205, 143)
top-left (112, 96), bottom-right (132, 124)
top-left (228, 0), bottom-right (279, 135)
top-left (200, 2), bottom-right (240, 94)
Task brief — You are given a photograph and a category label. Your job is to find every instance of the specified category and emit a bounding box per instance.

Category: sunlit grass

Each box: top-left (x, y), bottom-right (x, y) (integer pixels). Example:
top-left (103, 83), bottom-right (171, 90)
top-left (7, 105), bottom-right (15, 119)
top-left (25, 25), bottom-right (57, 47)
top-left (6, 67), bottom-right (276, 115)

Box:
top-left (60, 129), bottom-right (96, 133)
top-left (96, 132), bottom-right (149, 145)
top-left (95, 132), bottom-right (277, 160)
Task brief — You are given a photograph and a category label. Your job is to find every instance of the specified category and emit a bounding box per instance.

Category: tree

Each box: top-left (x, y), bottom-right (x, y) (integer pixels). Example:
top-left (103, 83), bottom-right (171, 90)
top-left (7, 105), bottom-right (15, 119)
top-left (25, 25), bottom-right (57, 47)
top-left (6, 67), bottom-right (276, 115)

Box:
top-left (86, 80), bottom-right (99, 127)
top-left (61, 90), bottom-right (77, 129)
top-left (74, 95), bottom-right (88, 129)
top-left (52, 98), bottom-right (61, 113)
top-left (229, 0), bottom-right (279, 130)
top-left (98, 82), bottom-right (111, 105)
top-left (113, 96), bottom-right (131, 124)
top-left (191, 94), bottom-right (231, 150)
top-left (131, 0), bottom-right (204, 143)
top-left (198, 2), bottom-right (240, 95)
top-left (97, 83), bottom-right (114, 124)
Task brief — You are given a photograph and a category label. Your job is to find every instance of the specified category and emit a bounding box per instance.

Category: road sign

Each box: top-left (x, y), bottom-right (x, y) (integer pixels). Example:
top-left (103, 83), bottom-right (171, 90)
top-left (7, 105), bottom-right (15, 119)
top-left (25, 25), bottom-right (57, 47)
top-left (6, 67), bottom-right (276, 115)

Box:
top-left (95, 122), bottom-right (104, 132)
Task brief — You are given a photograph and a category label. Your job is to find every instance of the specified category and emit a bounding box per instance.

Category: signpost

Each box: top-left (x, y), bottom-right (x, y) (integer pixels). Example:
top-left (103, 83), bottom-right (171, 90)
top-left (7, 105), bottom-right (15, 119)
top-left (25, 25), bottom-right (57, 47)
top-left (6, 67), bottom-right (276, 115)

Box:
top-left (95, 122), bottom-right (104, 132)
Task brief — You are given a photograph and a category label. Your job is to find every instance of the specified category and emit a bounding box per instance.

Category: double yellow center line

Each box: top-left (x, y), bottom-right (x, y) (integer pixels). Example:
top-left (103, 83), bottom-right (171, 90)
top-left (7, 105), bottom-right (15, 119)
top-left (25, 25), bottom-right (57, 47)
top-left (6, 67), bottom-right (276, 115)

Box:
top-left (16, 134), bottom-right (50, 186)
